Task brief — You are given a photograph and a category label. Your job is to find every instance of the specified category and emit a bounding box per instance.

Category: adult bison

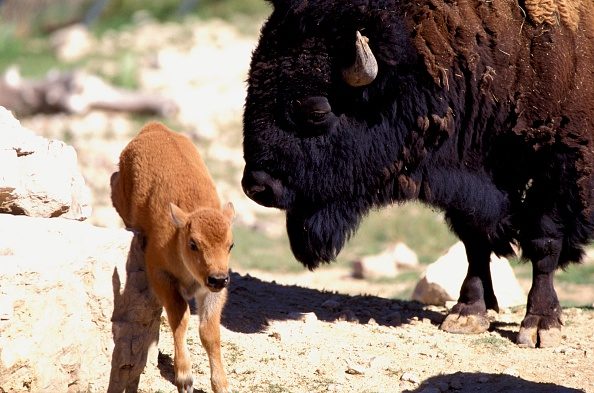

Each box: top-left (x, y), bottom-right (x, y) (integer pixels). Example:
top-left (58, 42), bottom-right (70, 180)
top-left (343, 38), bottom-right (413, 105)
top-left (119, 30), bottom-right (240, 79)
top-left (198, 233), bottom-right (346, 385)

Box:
top-left (241, 0), bottom-right (594, 347)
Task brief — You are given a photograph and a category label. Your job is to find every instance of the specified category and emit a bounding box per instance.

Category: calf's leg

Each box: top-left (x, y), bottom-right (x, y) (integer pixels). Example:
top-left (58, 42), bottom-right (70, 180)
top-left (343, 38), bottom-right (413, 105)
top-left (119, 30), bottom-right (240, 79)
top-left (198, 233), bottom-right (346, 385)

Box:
top-left (146, 256), bottom-right (193, 393)
top-left (196, 288), bottom-right (229, 393)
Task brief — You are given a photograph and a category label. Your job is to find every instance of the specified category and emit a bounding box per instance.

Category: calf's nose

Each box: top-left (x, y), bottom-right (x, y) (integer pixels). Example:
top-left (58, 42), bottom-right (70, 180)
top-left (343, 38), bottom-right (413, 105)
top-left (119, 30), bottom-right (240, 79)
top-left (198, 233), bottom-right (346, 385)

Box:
top-left (206, 274), bottom-right (229, 291)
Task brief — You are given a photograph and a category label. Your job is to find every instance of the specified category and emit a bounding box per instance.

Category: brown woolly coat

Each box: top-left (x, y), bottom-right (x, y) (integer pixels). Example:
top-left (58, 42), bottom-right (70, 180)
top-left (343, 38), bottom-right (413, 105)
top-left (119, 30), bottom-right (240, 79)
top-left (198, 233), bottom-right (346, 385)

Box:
top-left (112, 122), bottom-right (221, 247)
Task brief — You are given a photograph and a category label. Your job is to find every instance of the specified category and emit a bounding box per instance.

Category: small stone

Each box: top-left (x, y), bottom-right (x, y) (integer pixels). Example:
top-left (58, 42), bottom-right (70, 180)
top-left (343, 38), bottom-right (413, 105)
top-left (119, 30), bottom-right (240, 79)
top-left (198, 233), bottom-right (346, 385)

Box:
top-left (401, 371), bottom-right (421, 384)
top-left (345, 363), bottom-right (366, 375)
top-left (337, 309), bottom-right (358, 323)
top-left (268, 331), bottom-right (281, 341)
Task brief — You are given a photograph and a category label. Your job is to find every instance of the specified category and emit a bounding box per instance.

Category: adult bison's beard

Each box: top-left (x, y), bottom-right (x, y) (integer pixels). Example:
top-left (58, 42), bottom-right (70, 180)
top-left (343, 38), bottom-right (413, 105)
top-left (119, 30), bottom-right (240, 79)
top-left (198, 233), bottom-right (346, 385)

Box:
top-left (286, 201), bottom-right (365, 270)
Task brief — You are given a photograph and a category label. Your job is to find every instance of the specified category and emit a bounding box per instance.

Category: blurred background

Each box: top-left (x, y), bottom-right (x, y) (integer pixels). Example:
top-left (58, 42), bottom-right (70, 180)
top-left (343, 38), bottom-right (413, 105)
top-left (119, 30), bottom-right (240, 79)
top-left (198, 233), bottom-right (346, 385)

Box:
top-left (1, 0), bottom-right (592, 306)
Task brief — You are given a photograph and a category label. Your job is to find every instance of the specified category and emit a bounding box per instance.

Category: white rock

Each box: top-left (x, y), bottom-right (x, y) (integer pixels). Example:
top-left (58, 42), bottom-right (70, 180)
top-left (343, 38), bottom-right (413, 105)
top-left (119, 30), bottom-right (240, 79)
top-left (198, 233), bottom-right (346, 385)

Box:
top-left (352, 242), bottom-right (418, 279)
top-left (411, 242), bottom-right (525, 308)
top-left (50, 24), bottom-right (95, 62)
top-left (0, 215), bottom-right (162, 392)
top-left (401, 371), bottom-right (421, 384)
top-left (0, 107), bottom-right (91, 220)
top-left (391, 242), bottom-right (420, 268)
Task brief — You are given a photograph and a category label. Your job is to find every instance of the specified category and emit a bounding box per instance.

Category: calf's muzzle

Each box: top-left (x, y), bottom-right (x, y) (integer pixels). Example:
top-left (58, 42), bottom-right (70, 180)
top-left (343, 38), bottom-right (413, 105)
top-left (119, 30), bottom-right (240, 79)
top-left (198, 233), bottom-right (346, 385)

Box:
top-left (206, 274), bottom-right (229, 291)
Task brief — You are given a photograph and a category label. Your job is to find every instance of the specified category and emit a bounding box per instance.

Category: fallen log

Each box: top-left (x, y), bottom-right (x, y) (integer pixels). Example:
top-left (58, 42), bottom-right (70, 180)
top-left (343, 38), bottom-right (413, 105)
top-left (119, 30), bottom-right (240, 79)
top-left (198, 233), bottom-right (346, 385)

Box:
top-left (0, 67), bottom-right (178, 118)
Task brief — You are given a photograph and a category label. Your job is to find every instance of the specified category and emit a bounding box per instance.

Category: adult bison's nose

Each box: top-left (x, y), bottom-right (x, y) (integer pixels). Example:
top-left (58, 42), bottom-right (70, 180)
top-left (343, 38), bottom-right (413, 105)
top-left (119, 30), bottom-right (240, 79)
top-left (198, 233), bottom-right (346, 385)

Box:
top-left (242, 168), bottom-right (290, 209)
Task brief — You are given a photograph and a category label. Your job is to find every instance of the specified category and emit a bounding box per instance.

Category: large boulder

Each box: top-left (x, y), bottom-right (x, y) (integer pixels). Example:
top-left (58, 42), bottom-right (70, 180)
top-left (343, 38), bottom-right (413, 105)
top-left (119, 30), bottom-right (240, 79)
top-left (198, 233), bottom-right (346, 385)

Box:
top-left (412, 242), bottom-right (525, 308)
top-left (0, 106), bottom-right (92, 220)
top-left (0, 214), bottom-right (162, 392)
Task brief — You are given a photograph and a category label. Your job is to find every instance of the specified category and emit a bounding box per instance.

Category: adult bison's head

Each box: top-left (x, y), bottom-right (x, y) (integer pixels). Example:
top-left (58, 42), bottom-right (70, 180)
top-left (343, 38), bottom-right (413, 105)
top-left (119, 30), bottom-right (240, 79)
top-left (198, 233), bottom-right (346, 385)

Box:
top-left (242, 0), bottom-right (418, 269)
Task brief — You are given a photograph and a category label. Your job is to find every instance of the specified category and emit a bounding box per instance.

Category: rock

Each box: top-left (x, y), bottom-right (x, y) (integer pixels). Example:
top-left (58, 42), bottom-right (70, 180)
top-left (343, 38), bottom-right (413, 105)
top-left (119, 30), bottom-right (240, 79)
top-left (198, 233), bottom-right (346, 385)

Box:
top-left (345, 363), bottom-right (366, 375)
top-left (50, 24), bottom-right (95, 62)
top-left (411, 242), bottom-right (525, 308)
top-left (336, 309), bottom-right (359, 323)
top-left (0, 214), bottom-right (163, 392)
top-left (0, 107), bottom-right (92, 220)
top-left (352, 242), bottom-right (418, 279)
top-left (401, 371), bottom-right (421, 384)
top-left (391, 242), bottom-right (420, 268)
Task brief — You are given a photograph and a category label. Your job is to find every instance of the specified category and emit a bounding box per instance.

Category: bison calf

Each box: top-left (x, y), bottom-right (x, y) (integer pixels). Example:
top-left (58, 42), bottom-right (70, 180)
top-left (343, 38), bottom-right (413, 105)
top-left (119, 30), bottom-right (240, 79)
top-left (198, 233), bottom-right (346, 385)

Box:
top-left (111, 122), bottom-right (234, 393)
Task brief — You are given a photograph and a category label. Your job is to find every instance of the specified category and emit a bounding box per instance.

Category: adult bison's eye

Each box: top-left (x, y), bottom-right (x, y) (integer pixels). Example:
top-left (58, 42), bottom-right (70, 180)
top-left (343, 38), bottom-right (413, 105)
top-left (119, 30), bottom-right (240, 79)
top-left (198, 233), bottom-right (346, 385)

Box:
top-left (292, 96), bottom-right (335, 132)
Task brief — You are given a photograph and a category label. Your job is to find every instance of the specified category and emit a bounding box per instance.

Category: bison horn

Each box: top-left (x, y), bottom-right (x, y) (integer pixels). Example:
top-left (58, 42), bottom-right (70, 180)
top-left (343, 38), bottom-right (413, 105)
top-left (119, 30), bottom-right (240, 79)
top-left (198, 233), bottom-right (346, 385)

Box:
top-left (342, 31), bottom-right (378, 87)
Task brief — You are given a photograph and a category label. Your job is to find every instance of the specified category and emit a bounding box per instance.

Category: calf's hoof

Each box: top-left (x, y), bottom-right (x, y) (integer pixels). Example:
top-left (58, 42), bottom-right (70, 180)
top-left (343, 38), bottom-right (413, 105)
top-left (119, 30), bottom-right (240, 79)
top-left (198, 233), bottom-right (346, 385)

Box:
top-left (517, 314), bottom-right (563, 348)
top-left (175, 374), bottom-right (193, 393)
top-left (440, 313), bottom-right (490, 334)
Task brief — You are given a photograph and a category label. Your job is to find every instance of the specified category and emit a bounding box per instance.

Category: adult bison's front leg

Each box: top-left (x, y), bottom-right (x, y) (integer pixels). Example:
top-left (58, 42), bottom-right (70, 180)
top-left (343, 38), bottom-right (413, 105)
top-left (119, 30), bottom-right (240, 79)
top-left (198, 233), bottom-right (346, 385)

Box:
top-left (517, 237), bottom-right (563, 348)
top-left (440, 235), bottom-right (497, 334)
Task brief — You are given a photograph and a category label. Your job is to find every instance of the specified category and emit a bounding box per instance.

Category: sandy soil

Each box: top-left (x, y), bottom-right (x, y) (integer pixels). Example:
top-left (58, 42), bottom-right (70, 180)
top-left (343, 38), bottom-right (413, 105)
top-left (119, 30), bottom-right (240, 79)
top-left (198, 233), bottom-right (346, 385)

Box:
top-left (134, 271), bottom-right (594, 393)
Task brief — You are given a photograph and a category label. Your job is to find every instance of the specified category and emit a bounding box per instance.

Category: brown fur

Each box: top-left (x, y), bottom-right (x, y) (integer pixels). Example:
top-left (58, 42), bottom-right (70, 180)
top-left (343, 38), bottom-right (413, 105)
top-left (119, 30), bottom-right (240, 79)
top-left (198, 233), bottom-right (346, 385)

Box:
top-left (111, 121), bottom-right (234, 393)
top-left (525, 0), bottom-right (583, 30)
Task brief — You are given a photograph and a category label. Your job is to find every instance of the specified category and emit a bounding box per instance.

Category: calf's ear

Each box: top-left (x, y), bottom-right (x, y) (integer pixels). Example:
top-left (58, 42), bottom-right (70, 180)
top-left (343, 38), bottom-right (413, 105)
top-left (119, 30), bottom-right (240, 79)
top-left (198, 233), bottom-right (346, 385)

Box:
top-left (222, 202), bottom-right (235, 221)
top-left (169, 203), bottom-right (188, 228)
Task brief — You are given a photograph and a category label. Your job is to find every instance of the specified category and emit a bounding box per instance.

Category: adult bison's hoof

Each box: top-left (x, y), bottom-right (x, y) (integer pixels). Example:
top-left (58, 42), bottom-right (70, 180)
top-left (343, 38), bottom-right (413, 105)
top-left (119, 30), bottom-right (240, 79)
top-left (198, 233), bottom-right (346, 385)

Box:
top-left (440, 313), bottom-right (490, 334)
top-left (517, 314), bottom-right (563, 348)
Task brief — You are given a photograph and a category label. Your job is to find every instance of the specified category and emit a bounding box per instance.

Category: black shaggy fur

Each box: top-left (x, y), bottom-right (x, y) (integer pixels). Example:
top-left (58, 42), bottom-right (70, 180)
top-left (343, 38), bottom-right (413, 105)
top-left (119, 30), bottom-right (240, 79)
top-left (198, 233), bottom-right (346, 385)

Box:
top-left (242, 0), bottom-right (594, 346)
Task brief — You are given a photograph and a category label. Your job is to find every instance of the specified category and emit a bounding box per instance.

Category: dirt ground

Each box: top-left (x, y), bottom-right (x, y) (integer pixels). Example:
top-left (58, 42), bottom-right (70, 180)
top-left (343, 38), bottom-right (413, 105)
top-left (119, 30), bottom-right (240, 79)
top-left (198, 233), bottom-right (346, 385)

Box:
top-left (135, 270), bottom-right (594, 393)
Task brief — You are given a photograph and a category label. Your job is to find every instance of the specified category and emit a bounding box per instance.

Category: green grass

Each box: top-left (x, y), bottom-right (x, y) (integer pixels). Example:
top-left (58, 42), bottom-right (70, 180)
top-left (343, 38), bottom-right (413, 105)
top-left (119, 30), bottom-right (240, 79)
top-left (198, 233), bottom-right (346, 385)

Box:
top-left (558, 262), bottom-right (594, 285)
top-left (472, 336), bottom-right (510, 349)
top-left (231, 224), bottom-right (301, 273)
top-left (0, 27), bottom-right (61, 77)
top-left (336, 202), bottom-right (457, 266)
top-left (0, 0), bottom-right (271, 77)
top-left (230, 203), bottom-right (458, 274)
top-left (511, 254), bottom-right (594, 286)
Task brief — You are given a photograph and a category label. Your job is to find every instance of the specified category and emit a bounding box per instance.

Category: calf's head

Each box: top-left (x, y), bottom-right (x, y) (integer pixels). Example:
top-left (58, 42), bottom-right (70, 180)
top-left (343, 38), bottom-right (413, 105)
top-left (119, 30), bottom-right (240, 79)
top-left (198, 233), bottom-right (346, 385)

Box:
top-left (242, 0), bottom-right (415, 268)
top-left (170, 202), bottom-right (235, 292)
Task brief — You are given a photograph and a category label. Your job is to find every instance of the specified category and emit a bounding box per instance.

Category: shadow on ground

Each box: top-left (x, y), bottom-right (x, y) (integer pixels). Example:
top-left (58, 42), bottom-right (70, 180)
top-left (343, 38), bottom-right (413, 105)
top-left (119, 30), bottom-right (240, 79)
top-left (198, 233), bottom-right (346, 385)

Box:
top-left (405, 372), bottom-right (585, 393)
top-left (157, 352), bottom-right (208, 393)
top-left (218, 271), bottom-right (444, 333)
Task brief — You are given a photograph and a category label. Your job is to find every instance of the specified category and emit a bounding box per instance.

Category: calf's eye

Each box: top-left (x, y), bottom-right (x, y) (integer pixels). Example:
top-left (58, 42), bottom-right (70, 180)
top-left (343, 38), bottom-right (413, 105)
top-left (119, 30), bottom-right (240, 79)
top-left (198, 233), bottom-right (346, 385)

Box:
top-left (189, 239), bottom-right (199, 251)
top-left (229, 242), bottom-right (234, 252)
